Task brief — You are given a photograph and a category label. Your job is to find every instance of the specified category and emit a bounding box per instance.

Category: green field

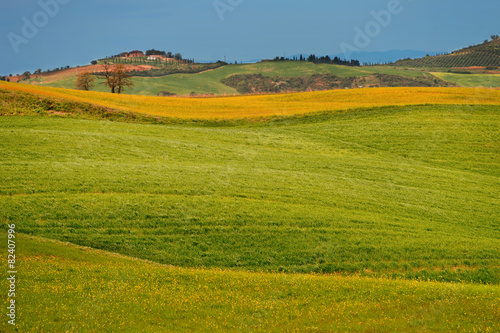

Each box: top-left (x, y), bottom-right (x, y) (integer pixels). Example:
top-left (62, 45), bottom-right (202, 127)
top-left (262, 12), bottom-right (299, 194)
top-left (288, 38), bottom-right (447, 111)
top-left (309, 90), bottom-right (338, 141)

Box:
top-left (2, 233), bottom-right (499, 332)
top-left (28, 61), bottom-right (500, 96)
top-left (431, 72), bottom-right (500, 88)
top-left (1, 104), bottom-right (499, 281)
top-left (39, 62), bottom-right (437, 96)
top-left (1, 95), bottom-right (499, 331)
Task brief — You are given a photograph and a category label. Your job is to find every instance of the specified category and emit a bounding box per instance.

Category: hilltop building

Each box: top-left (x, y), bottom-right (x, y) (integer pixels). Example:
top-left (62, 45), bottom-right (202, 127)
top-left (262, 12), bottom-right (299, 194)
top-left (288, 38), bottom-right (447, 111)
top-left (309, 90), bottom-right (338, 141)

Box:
top-left (125, 50), bottom-right (145, 58)
top-left (119, 50), bottom-right (181, 63)
top-left (147, 55), bottom-right (167, 61)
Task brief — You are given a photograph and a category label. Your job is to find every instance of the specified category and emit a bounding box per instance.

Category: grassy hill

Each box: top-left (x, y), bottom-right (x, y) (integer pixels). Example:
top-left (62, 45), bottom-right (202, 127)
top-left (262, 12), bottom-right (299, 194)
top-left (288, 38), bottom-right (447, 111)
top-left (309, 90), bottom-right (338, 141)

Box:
top-left (2, 104), bottom-right (499, 281)
top-left (15, 57), bottom-right (500, 96)
top-left (454, 37), bottom-right (500, 55)
top-left (430, 72), bottom-right (500, 88)
top-left (2, 233), bottom-right (499, 332)
top-left (3, 81), bottom-right (500, 120)
top-left (394, 38), bottom-right (500, 68)
top-left (1, 84), bottom-right (499, 330)
top-left (28, 61), bottom-right (453, 96)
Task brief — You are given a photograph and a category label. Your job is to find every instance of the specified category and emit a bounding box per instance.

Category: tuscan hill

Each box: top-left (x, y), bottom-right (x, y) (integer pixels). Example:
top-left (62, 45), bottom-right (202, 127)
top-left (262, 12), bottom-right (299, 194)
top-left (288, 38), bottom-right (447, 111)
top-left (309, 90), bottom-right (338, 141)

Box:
top-left (394, 37), bottom-right (500, 68)
top-left (4, 38), bottom-right (500, 97)
top-left (15, 60), bottom-right (500, 97)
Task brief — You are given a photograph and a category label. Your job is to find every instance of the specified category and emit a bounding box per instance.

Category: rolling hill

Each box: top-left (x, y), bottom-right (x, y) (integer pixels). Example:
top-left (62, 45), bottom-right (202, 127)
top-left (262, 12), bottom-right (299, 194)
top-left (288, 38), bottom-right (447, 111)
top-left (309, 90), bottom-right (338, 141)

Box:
top-left (6, 38), bottom-right (500, 99)
top-left (16, 61), bottom-right (465, 96)
top-left (3, 233), bottom-right (499, 332)
top-left (2, 103), bottom-right (499, 281)
top-left (394, 38), bottom-right (500, 68)
top-left (2, 81), bottom-right (500, 120)
top-left (17, 60), bottom-right (500, 96)
top-left (1, 72), bottom-right (499, 331)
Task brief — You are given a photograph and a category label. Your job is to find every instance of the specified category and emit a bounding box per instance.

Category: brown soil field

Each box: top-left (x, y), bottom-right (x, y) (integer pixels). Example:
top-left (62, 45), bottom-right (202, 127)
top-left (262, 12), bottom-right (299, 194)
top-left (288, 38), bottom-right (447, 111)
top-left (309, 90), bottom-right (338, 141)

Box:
top-left (10, 64), bottom-right (156, 84)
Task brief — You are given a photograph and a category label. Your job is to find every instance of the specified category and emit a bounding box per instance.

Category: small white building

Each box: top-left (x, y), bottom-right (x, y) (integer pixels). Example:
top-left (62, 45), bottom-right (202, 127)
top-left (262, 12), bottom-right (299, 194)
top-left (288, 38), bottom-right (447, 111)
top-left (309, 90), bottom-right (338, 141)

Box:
top-left (147, 55), bottom-right (167, 61)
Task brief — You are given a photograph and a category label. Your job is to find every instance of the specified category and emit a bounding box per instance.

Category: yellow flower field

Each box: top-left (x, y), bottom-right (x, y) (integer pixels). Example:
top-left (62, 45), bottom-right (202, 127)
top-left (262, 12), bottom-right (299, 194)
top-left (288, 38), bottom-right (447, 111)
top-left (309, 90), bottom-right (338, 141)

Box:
top-left (1, 81), bottom-right (499, 119)
top-left (5, 234), bottom-right (500, 332)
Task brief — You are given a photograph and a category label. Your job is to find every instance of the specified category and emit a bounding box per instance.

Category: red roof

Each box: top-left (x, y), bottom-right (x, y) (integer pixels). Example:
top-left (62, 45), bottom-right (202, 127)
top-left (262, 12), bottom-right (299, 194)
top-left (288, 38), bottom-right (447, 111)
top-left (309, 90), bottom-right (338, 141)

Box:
top-left (129, 50), bottom-right (144, 56)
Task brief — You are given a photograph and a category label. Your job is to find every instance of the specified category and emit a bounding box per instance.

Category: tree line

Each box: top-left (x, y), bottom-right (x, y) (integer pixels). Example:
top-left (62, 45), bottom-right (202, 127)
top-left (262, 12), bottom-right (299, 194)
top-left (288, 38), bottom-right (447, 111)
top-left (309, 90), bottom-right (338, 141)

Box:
top-left (144, 49), bottom-right (182, 60)
top-left (272, 54), bottom-right (360, 66)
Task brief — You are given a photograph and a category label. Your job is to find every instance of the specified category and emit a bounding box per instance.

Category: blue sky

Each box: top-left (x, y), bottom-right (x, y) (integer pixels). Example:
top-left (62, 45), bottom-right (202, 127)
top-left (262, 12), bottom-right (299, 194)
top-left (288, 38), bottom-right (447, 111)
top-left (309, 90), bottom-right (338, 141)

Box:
top-left (0, 0), bottom-right (499, 75)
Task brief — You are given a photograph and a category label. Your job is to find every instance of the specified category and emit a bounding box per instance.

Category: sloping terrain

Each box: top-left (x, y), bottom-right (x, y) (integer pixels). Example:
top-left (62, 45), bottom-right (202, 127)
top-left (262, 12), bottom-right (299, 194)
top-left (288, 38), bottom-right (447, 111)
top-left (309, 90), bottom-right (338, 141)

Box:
top-left (431, 72), bottom-right (500, 88)
top-left (222, 73), bottom-right (454, 94)
top-left (394, 38), bottom-right (500, 68)
top-left (2, 233), bottom-right (498, 332)
top-left (11, 57), bottom-right (500, 96)
top-left (1, 84), bottom-right (499, 331)
top-left (24, 61), bottom-right (450, 96)
top-left (1, 89), bottom-right (498, 282)
top-left (9, 64), bottom-right (157, 84)
top-left (2, 81), bottom-right (500, 120)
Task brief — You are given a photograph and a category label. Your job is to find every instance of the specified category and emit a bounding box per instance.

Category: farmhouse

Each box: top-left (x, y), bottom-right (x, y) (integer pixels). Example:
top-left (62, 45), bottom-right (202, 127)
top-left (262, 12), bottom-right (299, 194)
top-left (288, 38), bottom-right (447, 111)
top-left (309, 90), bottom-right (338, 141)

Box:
top-left (126, 50), bottom-right (145, 58)
top-left (118, 50), bottom-right (180, 63)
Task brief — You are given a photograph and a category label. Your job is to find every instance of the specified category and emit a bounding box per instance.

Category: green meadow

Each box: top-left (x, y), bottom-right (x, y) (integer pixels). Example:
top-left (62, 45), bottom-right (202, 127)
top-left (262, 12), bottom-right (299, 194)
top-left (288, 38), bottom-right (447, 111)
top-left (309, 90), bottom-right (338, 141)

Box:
top-left (1, 233), bottom-right (499, 332)
top-left (1, 104), bottom-right (499, 281)
top-left (431, 72), bottom-right (500, 88)
top-left (40, 62), bottom-right (437, 96)
top-left (1, 96), bottom-right (499, 331)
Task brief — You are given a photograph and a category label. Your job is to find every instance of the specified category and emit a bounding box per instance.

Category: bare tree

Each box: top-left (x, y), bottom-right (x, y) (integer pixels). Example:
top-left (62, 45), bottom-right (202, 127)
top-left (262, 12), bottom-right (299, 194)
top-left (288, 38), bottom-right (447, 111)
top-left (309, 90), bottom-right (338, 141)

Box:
top-left (101, 64), bottom-right (116, 93)
top-left (100, 63), bottom-right (133, 94)
top-left (113, 64), bottom-right (134, 94)
top-left (76, 71), bottom-right (95, 91)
